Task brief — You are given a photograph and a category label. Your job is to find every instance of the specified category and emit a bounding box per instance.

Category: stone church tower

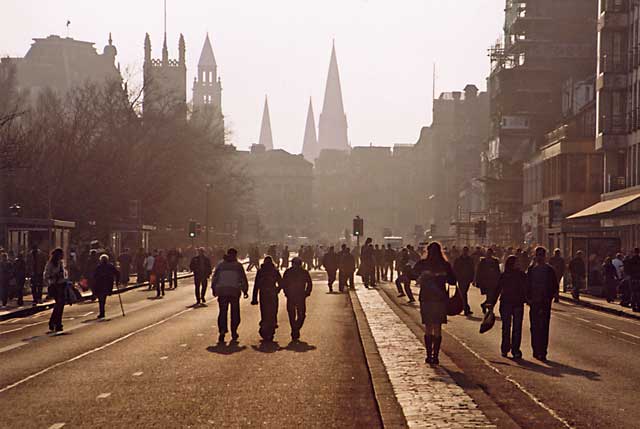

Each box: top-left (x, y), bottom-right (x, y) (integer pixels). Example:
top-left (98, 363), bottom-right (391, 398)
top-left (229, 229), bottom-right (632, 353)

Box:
top-left (143, 32), bottom-right (187, 118)
top-left (317, 41), bottom-right (349, 152)
top-left (192, 34), bottom-right (224, 143)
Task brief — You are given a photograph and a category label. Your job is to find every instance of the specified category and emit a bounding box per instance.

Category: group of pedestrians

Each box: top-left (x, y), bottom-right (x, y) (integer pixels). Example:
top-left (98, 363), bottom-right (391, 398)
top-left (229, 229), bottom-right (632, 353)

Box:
top-left (0, 245), bottom-right (48, 309)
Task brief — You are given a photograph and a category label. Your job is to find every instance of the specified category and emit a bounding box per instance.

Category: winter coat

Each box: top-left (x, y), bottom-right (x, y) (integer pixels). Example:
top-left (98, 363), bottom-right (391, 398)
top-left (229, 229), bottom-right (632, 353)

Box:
top-left (211, 254), bottom-right (249, 297)
top-left (282, 265), bottom-right (313, 300)
top-left (495, 270), bottom-right (527, 307)
top-left (453, 255), bottom-right (475, 285)
top-left (322, 251), bottom-right (339, 272)
top-left (338, 251), bottom-right (356, 273)
top-left (93, 261), bottom-right (120, 296)
top-left (475, 256), bottom-right (501, 294)
top-left (190, 255), bottom-right (212, 278)
top-left (526, 263), bottom-right (558, 305)
top-left (252, 262), bottom-right (282, 302)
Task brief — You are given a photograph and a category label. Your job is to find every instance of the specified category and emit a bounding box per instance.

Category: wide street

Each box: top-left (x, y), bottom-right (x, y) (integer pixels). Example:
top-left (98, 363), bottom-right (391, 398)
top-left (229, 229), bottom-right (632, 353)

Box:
top-left (1, 270), bottom-right (639, 428)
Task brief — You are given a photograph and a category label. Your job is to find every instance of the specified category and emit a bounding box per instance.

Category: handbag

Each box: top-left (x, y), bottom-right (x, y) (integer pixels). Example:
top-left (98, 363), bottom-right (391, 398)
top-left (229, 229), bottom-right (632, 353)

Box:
top-left (479, 309), bottom-right (496, 334)
top-left (447, 285), bottom-right (464, 316)
top-left (64, 281), bottom-right (78, 305)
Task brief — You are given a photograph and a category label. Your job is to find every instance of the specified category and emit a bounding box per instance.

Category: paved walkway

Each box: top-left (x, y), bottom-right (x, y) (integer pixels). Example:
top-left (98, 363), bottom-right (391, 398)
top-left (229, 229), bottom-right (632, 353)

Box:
top-left (558, 290), bottom-right (640, 320)
top-left (354, 287), bottom-right (495, 428)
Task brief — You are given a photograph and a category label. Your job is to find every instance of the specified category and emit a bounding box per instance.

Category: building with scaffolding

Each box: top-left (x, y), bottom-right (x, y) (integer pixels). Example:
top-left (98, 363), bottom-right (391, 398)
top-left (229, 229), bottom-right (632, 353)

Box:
top-left (484, 0), bottom-right (598, 245)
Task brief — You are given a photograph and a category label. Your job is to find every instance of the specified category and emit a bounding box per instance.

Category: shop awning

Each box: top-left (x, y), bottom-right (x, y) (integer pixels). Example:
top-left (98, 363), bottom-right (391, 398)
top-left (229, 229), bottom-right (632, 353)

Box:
top-left (567, 192), bottom-right (640, 219)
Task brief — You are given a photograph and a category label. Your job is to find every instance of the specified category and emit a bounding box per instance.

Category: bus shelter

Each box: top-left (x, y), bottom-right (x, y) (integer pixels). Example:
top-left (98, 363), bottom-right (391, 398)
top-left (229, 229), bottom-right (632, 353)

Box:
top-left (0, 217), bottom-right (76, 256)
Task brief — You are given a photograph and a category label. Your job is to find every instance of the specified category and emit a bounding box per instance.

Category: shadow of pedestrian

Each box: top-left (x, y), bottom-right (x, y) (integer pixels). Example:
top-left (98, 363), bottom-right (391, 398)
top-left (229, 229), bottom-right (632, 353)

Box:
top-left (514, 358), bottom-right (600, 380)
top-left (206, 343), bottom-right (247, 355)
top-left (283, 340), bottom-right (316, 353)
top-left (251, 341), bottom-right (282, 353)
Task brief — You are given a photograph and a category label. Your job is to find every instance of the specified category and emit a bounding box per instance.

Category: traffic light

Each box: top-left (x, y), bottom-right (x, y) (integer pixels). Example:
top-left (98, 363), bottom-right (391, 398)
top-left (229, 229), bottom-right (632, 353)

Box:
top-left (188, 220), bottom-right (196, 238)
top-left (353, 216), bottom-right (364, 237)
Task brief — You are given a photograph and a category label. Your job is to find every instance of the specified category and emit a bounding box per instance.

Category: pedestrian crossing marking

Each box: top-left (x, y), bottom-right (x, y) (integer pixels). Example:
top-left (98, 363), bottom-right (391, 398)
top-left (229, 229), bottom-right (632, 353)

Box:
top-left (96, 392), bottom-right (111, 399)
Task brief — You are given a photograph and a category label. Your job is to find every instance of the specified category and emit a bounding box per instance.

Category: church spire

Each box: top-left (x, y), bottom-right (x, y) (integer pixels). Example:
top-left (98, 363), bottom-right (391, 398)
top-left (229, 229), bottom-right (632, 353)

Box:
top-left (198, 33), bottom-right (217, 67)
top-left (302, 97), bottom-right (318, 162)
top-left (318, 41), bottom-right (349, 152)
top-left (162, 33), bottom-right (169, 64)
top-left (258, 95), bottom-right (273, 150)
top-left (258, 96), bottom-right (274, 150)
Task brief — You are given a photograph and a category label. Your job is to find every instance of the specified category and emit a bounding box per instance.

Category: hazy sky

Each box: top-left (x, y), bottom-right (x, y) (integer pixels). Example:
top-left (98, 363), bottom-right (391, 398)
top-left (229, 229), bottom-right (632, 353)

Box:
top-left (2, 0), bottom-right (505, 153)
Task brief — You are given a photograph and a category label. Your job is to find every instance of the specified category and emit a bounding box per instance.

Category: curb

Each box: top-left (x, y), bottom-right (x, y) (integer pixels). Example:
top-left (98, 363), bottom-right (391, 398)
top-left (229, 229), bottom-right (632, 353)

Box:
top-left (0, 273), bottom-right (194, 322)
top-left (558, 294), bottom-right (640, 321)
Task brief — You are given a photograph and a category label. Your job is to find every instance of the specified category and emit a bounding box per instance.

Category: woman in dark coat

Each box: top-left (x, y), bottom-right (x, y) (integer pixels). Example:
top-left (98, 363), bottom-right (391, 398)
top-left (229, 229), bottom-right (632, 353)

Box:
top-left (494, 255), bottom-right (527, 359)
top-left (602, 257), bottom-right (619, 303)
top-left (93, 254), bottom-right (120, 319)
top-left (411, 242), bottom-right (456, 365)
top-left (251, 256), bottom-right (282, 342)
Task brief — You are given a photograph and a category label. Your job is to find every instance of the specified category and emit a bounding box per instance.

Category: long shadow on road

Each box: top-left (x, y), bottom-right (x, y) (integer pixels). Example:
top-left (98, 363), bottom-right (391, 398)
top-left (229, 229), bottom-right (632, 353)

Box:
top-left (206, 342), bottom-right (247, 355)
top-left (510, 358), bottom-right (601, 380)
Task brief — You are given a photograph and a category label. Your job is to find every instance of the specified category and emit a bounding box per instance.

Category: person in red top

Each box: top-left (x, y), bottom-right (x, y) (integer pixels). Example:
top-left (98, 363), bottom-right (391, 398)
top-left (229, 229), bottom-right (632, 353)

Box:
top-left (153, 250), bottom-right (168, 298)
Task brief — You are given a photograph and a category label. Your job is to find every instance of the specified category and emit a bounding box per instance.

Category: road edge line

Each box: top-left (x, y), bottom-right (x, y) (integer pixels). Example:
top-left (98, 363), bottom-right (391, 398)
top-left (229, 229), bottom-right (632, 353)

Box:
top-left (348, 288), bottom-right (407, 429)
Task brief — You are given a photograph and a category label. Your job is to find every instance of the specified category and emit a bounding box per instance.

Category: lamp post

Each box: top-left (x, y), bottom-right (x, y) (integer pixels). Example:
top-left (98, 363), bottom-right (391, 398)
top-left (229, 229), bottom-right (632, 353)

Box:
top-left (205, 183), bottom-right (212, 247)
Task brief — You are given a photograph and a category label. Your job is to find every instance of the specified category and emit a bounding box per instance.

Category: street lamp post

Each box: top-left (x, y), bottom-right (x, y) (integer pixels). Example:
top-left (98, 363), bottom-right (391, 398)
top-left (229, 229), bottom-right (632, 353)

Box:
top-left (205, 183), bottom-right (212, 247)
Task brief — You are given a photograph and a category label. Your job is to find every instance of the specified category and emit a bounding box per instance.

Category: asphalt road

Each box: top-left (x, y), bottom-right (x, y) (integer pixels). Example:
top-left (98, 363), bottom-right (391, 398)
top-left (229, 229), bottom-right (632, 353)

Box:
top-left (0, 271), bottom-right (381, 429)
top-left (378, 280), bottom-right (640, 429)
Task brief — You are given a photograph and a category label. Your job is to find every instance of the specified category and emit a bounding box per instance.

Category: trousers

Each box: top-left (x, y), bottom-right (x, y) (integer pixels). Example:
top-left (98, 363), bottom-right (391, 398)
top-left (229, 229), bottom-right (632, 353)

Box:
top-left (194, 276), bottom-right (208, 302)
top-left (338, 270), bottom-right (354, 291)
top-left (287, 296), bottom-right (306, 338)
top-left (500, 303), bottom-right (523, 355)
top-left (218, 295), bottom-right (240, 334)
top-left (49, 284), bottom-right (65, 330)
top-left (529, 303), bottom-right (552, 357)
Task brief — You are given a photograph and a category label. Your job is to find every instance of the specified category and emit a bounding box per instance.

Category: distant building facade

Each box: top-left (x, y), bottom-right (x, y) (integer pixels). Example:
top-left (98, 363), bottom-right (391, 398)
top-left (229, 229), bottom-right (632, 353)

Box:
top-left (192, 34), bottom-right (224, 144)
top-left (143, 32), bottom-right (187, 117)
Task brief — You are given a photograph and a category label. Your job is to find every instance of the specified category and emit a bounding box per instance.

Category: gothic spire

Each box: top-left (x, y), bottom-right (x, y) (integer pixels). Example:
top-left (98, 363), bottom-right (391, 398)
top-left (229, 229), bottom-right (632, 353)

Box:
top-left (258, 96), bottom-right (274, 150)
top-left (318, 41), bottom-right (349, 152)
top-left (162, 33), bottom-right (169, 64)
top-left (198, 33), bottom-right (217, 67)
top-left (302, 97), bottom-right (318, 162)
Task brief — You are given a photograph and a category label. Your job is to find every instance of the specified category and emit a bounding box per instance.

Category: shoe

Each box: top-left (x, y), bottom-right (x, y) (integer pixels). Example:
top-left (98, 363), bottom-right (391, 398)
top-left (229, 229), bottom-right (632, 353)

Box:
top-left (408, 298), bottom-right (416, 303)
top-left (501, 352), bottom-right (508, 358)
top-left (425, 335), bottom-right (433, 364)
top-left (201, 297), bottom-right (206, 303)
top-left (432, 336), bottom-right (442, 365)
top-left (512, 352), bottom-right (522, 359)
top-left (97, 314), bottom-right (105, 319)
top-left (54, 326), bottom-right (63, 332)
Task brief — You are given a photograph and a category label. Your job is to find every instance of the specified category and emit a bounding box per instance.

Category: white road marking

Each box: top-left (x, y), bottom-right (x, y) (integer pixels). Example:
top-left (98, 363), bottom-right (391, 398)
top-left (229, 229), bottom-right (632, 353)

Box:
top-left (132, 371), bottom-right (143, 377)
top-left (96, 392), bottom-right (111, 399)
top-left (576, 317), bottom-right (591, 323)
top-left (621, 331), bottom-right (640, 339)
top-left (80, 312), bottom-right (94, 317)
top-left (197, 333), bottom-right (204, 337)
top-left (160, 356), bottom-right (169, 360)
top-left (0, 321), bottom-right (48, 335)
top-left (180, 343), bottom-right (187, 347)
top-left (0, 307), bottom-right (193, 394)
top-left (48, 423), bottom-right (65, 429)
top-left (617, 338), bottom-right (638, 346)
top-left (444, 328), bottom-right (573, 429)
top-left (595, 323), bottom-right (614, 330)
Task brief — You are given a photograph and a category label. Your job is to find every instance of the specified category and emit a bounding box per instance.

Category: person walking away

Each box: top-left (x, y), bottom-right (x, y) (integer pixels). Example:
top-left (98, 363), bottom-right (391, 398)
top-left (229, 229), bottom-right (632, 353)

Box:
top-left (602, 257), bottom-right (619, 303)
top-left (360, 238), bottom-right (375, 288)
top-left (167, 248), bottom-right (181, 289)
top-left (281, 246), bottom-right (290, 270)
top-left (385, 244), bottom-right (396, 282)
top-left (322, 246), bottom-right (339, 292)
top-left (45, 248), bottom-right (67, 332)
top-left (374, 244), bottom-right (383, 283)
top-left (251, 256), bottom-right (282, 342)
top-left (85, 250), bottom-right (100, 301)
top-left (247, 246), bottom-right (260, 272)
top-left (153, 250), bottom-right (168, 298)
top-left (549, 249), bottom-right (566, 302)
top-left (189, 248), bottom-right (212, 305)
top-left (211, 248), bottom-right (249, 343)
top-left (412, 242), bottom-right (456, 365)
top-left (282, 257), bottom-right (313, 342)
top-left (475, 248), bottom-right (501, 314)
top-left (133, 248), bottom-right (146, 284)
top-left (395, 248), bottom-right (416, 303)
top-left (13, 253), bottom-right (26, 306)
top-left (0, 253), bottom-right (13, 308)
top-left (526, 247), bottom-right (558, 362)
top-left (338, 245), bottom-right (356, 292)
top-left (117, 248), bottom-right (132, 287)
top-left (144, 251), bottom-right (155, 289)
top-left (569, 251), bottom-right (586, 300)
top-left (26, 244), bottom-right (47, 305)
top-left (626, 248), bottom-right (640, 312)
top-left (453, 246), bottom-right (475, 316)
top-left (93, 254), bottom-right (120, 319)
top-left (494, 255), bottom-right (526, 359)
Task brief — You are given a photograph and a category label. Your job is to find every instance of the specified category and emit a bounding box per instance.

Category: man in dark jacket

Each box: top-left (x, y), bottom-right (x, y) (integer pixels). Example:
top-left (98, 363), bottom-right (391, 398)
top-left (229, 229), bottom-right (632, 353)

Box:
top-left (569, 251), bottom-right (586, 300)
top-left (167, 248), bottom-right (181, 289)
top-left (475, 248), bottom-right (501, 313)
top-left (526, 247), bottom-right (558, 362)
top-left (549, 249), bottom-right (566, 302)
top-left (190, 248), bottom-right (213, 305)
top-left (282, 257), bottom-right (313, 341)
top-left (26, 245), bottom-right (47, 305)
top-left (117, 248), bottom-right (132, 287)
top-left (338, 245), bottom-right (356, 292)
top-left (93, 254), bottom-right (120, 319)
top-left (322, 246), bottom-right (339, 292)
top-left (395, 248), bottom-right (415, 303)
top-left (13, 253), bottom-right (26, 306)
top-left (626, 248), bottom-right (640, 312)
top-left (360, 238), bottom-right (375, 288)
top-left (453, 246), bottom-right (475, 316)
top-left (385, 244), bottom-right (396, 282)
top-left (211, 248), bottom-right (249, 343)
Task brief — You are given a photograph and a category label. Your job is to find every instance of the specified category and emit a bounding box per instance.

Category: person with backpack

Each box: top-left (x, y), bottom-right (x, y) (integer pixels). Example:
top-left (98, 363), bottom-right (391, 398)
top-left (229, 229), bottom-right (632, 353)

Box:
top-left (211, 248), bottom-right (249, 343)
top-left (411, 242), bottom-right (456, 365)
top-left (93, 254), bottom-right (120, 319)
top-left (494, 255), bottom-right (527, 359)
top-left (251, 256), bottom-right (282, 342)
top-left (526, 247), bottom-right (558, 362)
top-left (282, 257), bottom-right (313, 342)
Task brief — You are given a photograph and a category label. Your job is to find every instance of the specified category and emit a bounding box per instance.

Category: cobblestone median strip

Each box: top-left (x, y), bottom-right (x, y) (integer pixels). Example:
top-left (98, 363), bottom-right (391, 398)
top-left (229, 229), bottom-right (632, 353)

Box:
top-left (354, 288), bottom-right (495, 428)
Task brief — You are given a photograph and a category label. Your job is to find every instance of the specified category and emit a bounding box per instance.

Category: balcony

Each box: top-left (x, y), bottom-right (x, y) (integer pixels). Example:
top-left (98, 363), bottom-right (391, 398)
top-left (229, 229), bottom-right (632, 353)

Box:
top-left (597, 55), bottom-right (627, 91)
top-left (598, 1), bottom-right (628, 32)
top-left (596, 114), bottom-right (627, 150)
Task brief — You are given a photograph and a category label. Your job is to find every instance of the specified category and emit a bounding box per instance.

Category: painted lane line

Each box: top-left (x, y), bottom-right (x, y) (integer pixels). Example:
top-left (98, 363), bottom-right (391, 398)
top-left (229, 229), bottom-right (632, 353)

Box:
top-left (48, 423), bottom-right (65, 429)
top-left (575, 317), bottom-right (591, 323)
top-left (0, 321), bottom-right (48, 336)
top-left (197, 333), bottom-right (204, 337)
top-left (80, 312), bottom-right (94, 317)
top-left (595, 323), bottom-right (614, 330)
top-left (616, 338), bottom-right (639, 346)
top-left (621, 331), bottom-right (640, 339)
top-left (96, 392), bottom-right (111, 399)
top-left (444, 328), bottom-right (573, 429)
top-left (160, 356), bottom-right (169, 360)
top-left (180, 343), bottom-right (188, 347)
top-left (132, 371), bottom-right (143, 377)
top-left (0, 307), bottom-right (193, 394)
